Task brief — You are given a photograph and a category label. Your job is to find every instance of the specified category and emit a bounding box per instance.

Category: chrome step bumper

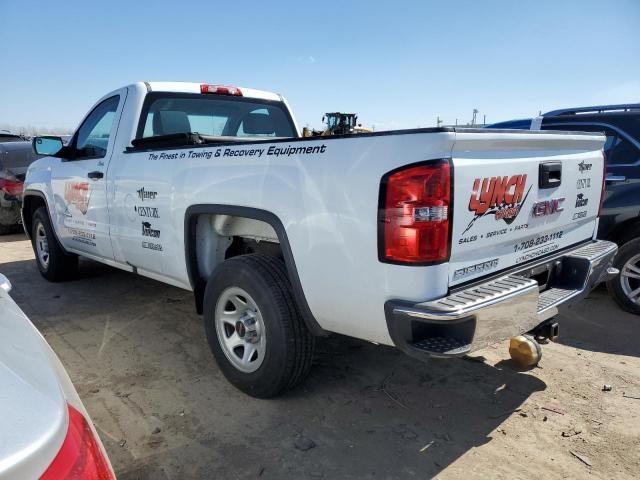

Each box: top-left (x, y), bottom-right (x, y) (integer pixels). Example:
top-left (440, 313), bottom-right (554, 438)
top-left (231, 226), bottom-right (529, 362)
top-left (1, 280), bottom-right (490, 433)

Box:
top-left (385, 240), bottom-right (618, 358)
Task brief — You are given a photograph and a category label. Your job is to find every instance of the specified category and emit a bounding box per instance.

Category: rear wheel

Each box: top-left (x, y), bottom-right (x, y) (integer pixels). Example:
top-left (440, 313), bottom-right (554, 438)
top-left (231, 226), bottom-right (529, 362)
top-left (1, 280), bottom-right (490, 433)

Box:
top-left (203, 254), bottom-right (315, 398)
top-left (31, 207), bottom-right (78, 281)
top-left (607, 237), bottom-right (640, 315)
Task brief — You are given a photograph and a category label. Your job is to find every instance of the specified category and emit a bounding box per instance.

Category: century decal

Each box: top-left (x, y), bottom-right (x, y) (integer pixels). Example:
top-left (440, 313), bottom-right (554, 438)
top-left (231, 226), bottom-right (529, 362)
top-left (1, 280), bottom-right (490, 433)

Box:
top-left (135, 206), bottom-right (159, 218)
top-left (137, 187), bottom-right (157, 201)
top-left (463, 174), bottom-right (531, 234)
top-left (576, 178), bottom-right (591, 190)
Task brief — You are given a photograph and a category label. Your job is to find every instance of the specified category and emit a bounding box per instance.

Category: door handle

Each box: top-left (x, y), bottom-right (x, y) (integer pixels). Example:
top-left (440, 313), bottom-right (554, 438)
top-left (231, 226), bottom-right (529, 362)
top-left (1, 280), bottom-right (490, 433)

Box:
top-left (88, 171), bottom-right (104, 180)
top-left (539, 161), bottom-right (562, 189)
top-left (605, 175), bottom-right (626, 184)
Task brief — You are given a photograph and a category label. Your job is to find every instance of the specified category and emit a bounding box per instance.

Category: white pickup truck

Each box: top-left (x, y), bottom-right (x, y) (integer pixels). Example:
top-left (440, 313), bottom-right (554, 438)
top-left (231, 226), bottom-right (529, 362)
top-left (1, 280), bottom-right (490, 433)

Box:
top-left (24, 82), bottom-right (617, 397)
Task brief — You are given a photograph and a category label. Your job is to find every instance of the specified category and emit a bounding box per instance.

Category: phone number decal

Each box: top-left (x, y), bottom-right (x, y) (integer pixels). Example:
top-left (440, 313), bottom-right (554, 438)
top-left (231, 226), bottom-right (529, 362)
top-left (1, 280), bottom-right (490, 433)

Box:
top-left (514, 231), bottom-right (563, 253)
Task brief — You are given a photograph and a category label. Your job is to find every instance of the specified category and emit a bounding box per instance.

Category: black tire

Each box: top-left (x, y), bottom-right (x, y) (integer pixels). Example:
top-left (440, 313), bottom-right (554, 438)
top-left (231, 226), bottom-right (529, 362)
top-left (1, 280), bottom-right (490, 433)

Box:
top-left (607, 237), bottom-right (640, 315)
top-left (31, 207), bottom-right (78, 281)
top-left (203, 254), bottom-right (315, 398)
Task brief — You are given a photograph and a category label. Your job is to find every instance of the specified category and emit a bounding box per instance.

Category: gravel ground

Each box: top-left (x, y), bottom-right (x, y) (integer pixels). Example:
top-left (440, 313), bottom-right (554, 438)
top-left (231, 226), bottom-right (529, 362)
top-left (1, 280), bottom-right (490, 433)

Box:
top-left (1, 233), bottom-right (639, 479)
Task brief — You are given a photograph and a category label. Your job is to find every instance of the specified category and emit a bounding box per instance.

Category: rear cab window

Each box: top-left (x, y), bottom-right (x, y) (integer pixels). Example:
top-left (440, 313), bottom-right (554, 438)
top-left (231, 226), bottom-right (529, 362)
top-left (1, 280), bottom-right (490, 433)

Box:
top-left (137, 93), bottom-right (297, 140)
top-left (543, 122), bottom-right (640, 166)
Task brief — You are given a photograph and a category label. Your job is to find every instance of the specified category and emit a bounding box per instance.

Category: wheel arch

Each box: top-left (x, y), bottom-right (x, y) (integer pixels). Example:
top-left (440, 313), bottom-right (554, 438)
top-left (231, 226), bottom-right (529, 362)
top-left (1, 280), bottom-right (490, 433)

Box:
top-left (184, 204), bottom-right (327, 336)
top-left (606, 217), bottom-right (640, 247)
top-left (22, 190), bottom-right (66, 250)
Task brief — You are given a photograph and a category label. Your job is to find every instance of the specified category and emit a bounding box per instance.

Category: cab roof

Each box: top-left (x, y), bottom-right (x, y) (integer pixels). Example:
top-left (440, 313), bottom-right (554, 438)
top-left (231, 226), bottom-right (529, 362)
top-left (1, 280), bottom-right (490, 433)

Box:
top-left (143, 82), bottom-right (283, 102)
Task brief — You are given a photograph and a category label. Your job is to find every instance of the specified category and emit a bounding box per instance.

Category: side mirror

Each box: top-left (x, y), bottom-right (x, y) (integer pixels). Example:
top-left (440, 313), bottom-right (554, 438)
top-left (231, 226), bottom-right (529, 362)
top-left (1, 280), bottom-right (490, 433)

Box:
top-left (33, 136), bottom-right (64, 156)
top-left (0, 273), bottom-right (12, 293)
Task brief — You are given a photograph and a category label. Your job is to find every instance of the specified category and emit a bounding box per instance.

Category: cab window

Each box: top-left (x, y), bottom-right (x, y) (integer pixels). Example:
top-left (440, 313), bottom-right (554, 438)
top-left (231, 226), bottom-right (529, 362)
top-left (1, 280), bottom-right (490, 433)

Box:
top-left (74, 96), bottom-right (120, 160)
top-left (544, 123), bottom-right (640, 166)
top-left (138, 94), bottom-right (296, 139)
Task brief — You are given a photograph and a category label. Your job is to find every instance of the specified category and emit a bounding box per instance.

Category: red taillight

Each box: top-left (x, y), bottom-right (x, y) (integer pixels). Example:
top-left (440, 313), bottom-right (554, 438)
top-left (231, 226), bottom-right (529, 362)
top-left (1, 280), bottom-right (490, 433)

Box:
top-left (380, 160), bottom-right (451, 264)
top-left (0, 178), bottom-right (23, 197)
top-left (41, 405), bottom-right (114, 480)
top-left (200, 84), bottom-right (243, 96)
top-left (599, 148), bottom-right (607, 216)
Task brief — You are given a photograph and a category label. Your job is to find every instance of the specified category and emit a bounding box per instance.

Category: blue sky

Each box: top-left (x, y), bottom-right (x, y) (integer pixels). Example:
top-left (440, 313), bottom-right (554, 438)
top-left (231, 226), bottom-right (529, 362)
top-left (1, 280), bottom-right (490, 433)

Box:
top-left (1, 0), bottom-right (639, 132)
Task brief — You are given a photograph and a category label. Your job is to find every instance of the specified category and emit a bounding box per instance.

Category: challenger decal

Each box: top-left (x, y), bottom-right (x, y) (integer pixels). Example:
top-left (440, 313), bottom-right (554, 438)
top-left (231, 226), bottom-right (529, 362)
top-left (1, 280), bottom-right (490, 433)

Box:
top-left (462, 174), bottom-right (531, 234)
top-left (64, 182), bottom-right (91, 215)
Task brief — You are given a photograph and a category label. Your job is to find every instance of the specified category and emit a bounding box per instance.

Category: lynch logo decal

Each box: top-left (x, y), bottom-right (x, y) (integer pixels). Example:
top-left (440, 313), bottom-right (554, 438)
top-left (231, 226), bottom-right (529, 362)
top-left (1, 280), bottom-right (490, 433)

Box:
top-left (463, 174), bottom-right (531, 234)
top-left (64, 182), bottom-right (91, 215)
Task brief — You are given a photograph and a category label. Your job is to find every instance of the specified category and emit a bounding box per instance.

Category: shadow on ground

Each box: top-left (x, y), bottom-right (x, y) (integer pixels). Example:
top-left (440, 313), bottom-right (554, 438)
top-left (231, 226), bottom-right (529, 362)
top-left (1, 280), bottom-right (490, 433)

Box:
top-left (555, 286), bottom-right (640, 358)
top-left (1, 255), bottom-right (552, 479)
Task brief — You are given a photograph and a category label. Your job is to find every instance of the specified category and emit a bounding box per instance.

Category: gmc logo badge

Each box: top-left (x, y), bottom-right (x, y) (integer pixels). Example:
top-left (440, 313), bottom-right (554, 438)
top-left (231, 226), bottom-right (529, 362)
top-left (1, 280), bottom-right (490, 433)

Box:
top-left (532, 198), bottom-right (565, 217)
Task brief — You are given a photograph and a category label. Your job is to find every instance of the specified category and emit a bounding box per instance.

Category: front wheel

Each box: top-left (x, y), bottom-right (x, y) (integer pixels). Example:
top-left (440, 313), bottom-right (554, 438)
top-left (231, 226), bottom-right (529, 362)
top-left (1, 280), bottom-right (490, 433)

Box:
top-left (203, 254), bottom-right (315, 398)
top-left (607, 237), bottom-right (640, 315)
top-left (31, 207), bottom-right (78, 281)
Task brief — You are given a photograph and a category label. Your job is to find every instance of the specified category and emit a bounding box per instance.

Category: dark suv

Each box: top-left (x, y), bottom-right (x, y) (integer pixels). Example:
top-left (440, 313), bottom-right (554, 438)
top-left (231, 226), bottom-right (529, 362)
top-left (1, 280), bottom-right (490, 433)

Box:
top-left (488, 104), bottom-right (640, 314)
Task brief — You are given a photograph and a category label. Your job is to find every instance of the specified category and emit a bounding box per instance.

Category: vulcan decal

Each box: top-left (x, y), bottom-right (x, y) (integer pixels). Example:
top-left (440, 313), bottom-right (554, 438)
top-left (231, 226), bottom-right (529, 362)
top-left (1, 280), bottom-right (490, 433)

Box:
top-left (462, 174), bottom-right (531, 234)
top-left (575, 193), bottom-right (589, 208)
top-left (142, 221), bottom-right (160, 238)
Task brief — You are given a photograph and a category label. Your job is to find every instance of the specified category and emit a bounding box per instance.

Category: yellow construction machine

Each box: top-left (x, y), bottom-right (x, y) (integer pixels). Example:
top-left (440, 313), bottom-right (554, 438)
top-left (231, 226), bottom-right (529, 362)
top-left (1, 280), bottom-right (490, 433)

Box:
top-left (302, 112), bottom-right (372, 137)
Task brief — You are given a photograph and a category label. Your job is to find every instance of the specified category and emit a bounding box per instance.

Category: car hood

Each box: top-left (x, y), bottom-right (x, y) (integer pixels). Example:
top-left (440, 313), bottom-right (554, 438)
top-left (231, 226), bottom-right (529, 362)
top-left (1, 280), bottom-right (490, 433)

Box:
top-left (0, 290), bottom-right (67, 479)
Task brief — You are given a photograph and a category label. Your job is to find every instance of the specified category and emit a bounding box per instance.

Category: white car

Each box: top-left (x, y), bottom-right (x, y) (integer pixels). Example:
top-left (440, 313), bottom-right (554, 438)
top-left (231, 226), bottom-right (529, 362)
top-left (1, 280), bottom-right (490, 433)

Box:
top-left (24, 82), bottom-right (617, 397)
top-left (0, 273), bottom-right (114, 479)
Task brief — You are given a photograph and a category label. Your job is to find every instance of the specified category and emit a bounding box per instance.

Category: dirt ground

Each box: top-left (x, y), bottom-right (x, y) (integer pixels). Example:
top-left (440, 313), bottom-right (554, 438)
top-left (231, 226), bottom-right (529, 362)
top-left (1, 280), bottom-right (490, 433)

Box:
top-left (1, 233), bottom-right (639, 480)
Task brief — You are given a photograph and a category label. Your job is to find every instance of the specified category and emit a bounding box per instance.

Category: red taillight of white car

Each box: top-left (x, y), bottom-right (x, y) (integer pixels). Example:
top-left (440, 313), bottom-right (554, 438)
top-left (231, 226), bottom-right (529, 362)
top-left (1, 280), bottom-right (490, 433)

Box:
top-left (41, 404), bottom-right (114, 480)
top-left (200, 84), bottom-right (243, 96)
top-left (379, 160), bottom-right (452, 264)
top-left (0, 178), bottom-right (23, 197)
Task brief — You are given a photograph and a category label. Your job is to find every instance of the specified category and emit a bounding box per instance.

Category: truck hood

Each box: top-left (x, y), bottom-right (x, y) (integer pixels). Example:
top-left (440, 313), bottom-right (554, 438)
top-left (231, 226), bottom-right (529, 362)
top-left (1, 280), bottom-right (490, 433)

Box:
top-left (0, 290), bottom-right (67, 479)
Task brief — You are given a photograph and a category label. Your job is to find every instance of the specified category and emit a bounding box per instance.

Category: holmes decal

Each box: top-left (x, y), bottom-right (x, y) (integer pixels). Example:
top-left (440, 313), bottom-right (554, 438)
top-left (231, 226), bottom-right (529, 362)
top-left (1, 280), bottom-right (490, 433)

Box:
top-left (463, 174), bottom-right (531, 234)
top-left (64, 182), bottom-right (91, 215)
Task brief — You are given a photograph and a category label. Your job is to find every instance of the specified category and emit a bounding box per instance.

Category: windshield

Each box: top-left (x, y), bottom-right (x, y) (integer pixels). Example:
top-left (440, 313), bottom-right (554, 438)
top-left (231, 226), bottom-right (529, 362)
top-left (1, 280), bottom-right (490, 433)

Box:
top-left (139, 94), bottom-right (296, 139)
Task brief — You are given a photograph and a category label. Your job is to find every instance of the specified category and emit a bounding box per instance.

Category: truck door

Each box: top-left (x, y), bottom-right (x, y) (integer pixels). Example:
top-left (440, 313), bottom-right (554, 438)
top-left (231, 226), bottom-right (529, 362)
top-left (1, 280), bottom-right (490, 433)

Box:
top-left (50, 90), bottom-right (127, 260)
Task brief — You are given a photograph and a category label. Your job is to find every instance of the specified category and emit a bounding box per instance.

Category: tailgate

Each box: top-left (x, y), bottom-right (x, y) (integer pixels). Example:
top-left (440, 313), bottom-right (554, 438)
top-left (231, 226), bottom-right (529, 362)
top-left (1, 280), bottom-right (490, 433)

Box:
top-left (448, 131), bottom-right (605, 286)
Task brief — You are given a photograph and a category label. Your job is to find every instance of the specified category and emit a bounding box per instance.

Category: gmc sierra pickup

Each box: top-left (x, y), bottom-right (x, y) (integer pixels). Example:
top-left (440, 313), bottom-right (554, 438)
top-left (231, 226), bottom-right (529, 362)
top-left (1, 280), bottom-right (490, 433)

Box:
top-left (24, 82), bottom-right (617, 397)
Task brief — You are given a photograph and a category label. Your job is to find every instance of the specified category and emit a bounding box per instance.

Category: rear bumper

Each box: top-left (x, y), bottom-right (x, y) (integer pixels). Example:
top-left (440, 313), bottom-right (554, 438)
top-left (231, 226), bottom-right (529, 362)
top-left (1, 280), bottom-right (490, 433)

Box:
top-left (385, 240), bottom-right (618, 358)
